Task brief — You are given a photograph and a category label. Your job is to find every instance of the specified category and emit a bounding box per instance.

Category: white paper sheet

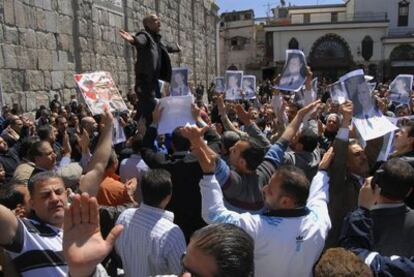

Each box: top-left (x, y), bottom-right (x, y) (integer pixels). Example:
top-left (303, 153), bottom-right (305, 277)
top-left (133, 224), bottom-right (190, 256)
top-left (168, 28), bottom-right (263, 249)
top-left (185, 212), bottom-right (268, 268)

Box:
top-left (340, 69), bottom-right (398, 141)
top-left (224, 71), bottom-right (243, 100)
top-left (388, 74), bottom-right (413, 105)
top-left (242, 75), bottom-right (257, 99)
top-left (170, 67), bottom-right (191, 96)
top-left (274, 49), bottom-right (307, 92)
top-left (157, 95), bottom-right (196, 134)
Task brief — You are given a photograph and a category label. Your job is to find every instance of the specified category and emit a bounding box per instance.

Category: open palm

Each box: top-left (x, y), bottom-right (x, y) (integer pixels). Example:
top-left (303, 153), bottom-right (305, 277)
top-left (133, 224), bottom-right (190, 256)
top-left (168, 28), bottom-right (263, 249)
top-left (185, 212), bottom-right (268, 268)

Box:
top-left (63, 193), bottom-right (123, 276)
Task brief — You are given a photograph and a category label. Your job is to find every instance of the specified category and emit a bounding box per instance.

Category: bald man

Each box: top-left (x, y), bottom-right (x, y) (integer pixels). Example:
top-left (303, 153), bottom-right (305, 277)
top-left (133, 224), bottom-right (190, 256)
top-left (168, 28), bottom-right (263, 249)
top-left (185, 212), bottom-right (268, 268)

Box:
top-left (119, 14), bottom-right (181, 125)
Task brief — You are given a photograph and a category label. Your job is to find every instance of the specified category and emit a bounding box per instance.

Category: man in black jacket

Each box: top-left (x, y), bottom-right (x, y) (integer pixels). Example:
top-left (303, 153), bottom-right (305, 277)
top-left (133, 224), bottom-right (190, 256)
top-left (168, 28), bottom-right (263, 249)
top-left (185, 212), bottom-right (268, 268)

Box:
top-left (119, 14), bottom-right (181, 124)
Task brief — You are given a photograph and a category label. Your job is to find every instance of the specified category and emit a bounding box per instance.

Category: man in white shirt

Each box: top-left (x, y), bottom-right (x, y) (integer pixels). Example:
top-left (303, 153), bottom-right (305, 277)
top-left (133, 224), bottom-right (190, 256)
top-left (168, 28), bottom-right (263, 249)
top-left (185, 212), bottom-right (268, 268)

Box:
top-left (182, 124), bottom-right (333, 277)
top-left (115, 169), bottom-right (186, 277)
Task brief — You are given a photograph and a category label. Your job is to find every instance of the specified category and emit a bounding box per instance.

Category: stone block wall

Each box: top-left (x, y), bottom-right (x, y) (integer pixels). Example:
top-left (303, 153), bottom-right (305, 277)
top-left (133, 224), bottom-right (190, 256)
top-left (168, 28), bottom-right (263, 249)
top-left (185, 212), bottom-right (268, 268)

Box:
top-left (0, 0), bottom-right (219, 111)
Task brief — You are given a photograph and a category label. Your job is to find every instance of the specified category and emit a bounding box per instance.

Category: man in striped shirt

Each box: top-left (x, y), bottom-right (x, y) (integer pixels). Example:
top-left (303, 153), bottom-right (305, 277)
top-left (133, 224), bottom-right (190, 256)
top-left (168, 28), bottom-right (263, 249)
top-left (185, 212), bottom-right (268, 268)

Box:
top-left (115, 168), bottom-right (186, 276)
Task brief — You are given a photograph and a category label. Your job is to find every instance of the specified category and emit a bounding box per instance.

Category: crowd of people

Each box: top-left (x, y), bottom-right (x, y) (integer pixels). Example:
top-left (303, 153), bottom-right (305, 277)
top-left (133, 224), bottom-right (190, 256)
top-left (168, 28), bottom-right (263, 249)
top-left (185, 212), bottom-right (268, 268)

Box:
top-left (0, 13), bottom-right (414, 277)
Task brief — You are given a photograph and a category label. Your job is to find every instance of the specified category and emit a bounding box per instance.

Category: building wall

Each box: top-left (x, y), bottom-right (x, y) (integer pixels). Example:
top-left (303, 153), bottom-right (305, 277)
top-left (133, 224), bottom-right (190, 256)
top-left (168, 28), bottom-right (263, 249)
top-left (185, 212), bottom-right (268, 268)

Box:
top-left (354, 0), bottom-right (414, 30)
top-left (270, 23), bottom-right (388, 63)
top-left (0, 0), bottom-right (218, 111)
top-left (219, 20), bottom-right (256, 74)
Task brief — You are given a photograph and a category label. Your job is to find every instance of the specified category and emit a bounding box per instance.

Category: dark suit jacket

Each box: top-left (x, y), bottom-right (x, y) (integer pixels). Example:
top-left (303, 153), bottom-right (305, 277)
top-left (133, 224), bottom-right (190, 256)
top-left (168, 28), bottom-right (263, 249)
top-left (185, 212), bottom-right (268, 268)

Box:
top-left (371, 205), bottom-right (414, 257)
top-left (141, 126), bottom-right (220, 241)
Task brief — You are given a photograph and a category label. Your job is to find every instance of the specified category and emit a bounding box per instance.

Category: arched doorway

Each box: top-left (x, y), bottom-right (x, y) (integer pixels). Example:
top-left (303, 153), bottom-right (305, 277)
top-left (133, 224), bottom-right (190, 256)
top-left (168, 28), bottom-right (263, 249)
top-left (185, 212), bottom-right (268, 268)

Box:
top-left (309, 34), bottom-right (354, 82)
top-left (388, 44), bottom-right (414, 78)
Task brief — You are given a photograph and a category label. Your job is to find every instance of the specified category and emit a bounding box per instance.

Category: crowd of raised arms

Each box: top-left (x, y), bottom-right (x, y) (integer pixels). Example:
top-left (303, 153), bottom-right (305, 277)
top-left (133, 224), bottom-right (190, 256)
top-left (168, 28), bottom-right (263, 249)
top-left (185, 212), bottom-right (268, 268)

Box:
top-left (0, 66), bottom-right (413, 277)
top-left (1, 11), bottom-right (414, 277)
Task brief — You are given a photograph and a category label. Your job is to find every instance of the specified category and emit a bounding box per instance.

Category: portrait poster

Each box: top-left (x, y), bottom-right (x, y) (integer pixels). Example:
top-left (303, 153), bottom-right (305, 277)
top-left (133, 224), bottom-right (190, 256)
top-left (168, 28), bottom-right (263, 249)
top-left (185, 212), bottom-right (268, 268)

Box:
top-left (224, 71), bottom-right (243, 100)
top-left (388, 74), bottom-right (413, 104)
top-left (340, 69), bottom-right (398, 141)
top-left (157, 95), bottom-right (196, 134)
top-left (112, 116), bottom-right (126, 145)
top-left (275, 49), bottom-right (307, 92)
top-left (170, 68), bottom-right (190, 97)
top-left (74, 71), bottom-right (127, 115)
top-left (214, 77), bottom-right (225, 93)
top-left (328, 81), bottom-right (348, 104)
top-left (242, 75), bottom-right (257, 99)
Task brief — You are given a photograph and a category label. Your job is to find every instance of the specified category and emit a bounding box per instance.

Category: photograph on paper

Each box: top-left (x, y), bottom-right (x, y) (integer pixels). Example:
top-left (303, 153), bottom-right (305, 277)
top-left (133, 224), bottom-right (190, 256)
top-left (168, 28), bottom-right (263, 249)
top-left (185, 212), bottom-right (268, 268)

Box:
top-left (388, 74), bottom-right (413, 104)
top-left (340, 69), bottom-right (398, 141)
top-left (242, 75), bottom-right (257, 99)
top-left (225, 71), bottom-right (243, 100)
top-left (169, 68), bottom-right (190, 97)
top-left (214, 77), bottom-right (225, 93)
top-left (328, 81), bottom-right (348, 104)
top-left (275, 50), bottom-right (307, 92)
top-left (157, 95), bottom-right (196, 134)
top-left (74, 71), bottom-right (127, 115)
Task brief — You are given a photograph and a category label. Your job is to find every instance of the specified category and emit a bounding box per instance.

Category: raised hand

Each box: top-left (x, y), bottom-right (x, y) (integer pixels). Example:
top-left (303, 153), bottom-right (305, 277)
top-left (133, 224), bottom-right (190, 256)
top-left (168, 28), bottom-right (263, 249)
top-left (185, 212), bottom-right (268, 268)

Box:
top-left (358, 177), bottom-right (380, 210)
top-left (191, 103), bottom-right (201, 121)
top-left (339, 100), bottom-right (353, 127)
top-left (181, 125), bottom-right (209, 146)
top-left (119, 29), bottom-right (134, 44)
top-left (63, 193), bottom-right (124, 277)
top-left (319, 147), bottom-right (334, 171)
top-left (235, 104), bottom-right (253, 126)
top-left (297, 99), bottom-right (322, 118)
top-left (217, 95), bottom-right (226, 116)
top-left (192, 147), bottom-right (216, 174)
top-left (101, 107), bottom-right (115, 128)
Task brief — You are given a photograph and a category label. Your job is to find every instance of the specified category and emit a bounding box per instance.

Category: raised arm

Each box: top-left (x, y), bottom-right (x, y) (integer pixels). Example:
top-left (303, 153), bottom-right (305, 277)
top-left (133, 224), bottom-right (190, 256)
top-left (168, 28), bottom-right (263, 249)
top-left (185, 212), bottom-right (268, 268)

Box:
top-left (79, 109), bottom-right (114, 197)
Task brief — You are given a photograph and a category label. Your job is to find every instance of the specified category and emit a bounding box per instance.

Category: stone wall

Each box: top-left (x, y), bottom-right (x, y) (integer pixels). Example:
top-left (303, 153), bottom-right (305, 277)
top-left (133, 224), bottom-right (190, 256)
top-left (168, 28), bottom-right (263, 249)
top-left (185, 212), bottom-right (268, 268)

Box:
top-left (0, 0), bottom-right (219, 111)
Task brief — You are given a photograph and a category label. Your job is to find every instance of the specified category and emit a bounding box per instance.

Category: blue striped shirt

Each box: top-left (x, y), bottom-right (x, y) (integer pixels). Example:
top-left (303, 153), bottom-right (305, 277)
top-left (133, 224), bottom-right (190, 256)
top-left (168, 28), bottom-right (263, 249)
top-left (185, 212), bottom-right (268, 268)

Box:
top-left (115, 204), bottom-right (186, 277)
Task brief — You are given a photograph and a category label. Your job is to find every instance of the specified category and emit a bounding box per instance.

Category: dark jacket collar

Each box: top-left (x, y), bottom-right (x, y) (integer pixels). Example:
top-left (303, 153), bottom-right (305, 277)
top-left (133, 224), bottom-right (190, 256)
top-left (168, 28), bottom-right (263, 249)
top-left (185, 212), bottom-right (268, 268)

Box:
top-left (370, 204), bottom-right (409, 216)
top-left (263, 207), bottom-right (310, 218)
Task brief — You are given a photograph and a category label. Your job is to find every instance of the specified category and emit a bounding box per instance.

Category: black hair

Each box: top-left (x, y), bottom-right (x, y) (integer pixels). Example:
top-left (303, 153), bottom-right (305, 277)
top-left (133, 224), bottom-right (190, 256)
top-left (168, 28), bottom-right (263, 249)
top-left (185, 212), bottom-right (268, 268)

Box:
top-left (240, 138), bottom-right (266, 171)
top-left (276, 165), bottom-right (310, 207)
top-left (27, 140), bottom-right (49, 161)
top-left (221, 131), bottom-right (240, 152)
top-left (106, 150), bottom-right (118, 170)
top-left (190, 223), bottom-right (254, 277)
top-left (131, 134), bottom-right (144, 154)
top-left (18, 136), bottom-right (40, 160)
top-left (0, 181), bottom-right (26, 210)
top-left (141, 169), bottom-right (172, 207)
top-left (402, 121), bottom-right (414, 138)
top-left (376, 158), bottom-right (414, 201)
top-left (28, 171), bottom-right (62, 196)
top-left (171, 127), bottom-right (191, 152)
top-left (298, 131), bottom-right (319, 152)
top-left (37, 125), bottom-right (53, 141)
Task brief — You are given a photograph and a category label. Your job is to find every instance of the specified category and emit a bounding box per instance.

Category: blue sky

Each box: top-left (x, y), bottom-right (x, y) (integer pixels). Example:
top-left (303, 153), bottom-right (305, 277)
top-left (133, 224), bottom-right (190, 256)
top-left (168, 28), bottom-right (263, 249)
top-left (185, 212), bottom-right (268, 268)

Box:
top-left (216, 0), bottom-right (344, 17)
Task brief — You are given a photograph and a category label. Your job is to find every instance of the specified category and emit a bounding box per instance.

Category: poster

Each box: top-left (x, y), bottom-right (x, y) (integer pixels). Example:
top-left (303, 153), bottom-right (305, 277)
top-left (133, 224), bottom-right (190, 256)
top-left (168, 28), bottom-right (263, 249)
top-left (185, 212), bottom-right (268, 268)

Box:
top-left (214, 77), bottom-right (225, 93)
top-left (74, 71), bottom-right (127, 115)
top-left (388, 74), bottom-right (413, 104)
top-left (340, 69), bottom-right (397, 141)
top-left (274, 49), bottom-right (307, 92)
top-left (328, 81), bottom-right (348, 104)
top-left (170, 67), bottom-right (190, 96)
top-left (242, 75), bottom-right (256, 99)
top-left (157, 95), bottom-right (196, 134)
top-left (224, 70), bottom-right (243, 100)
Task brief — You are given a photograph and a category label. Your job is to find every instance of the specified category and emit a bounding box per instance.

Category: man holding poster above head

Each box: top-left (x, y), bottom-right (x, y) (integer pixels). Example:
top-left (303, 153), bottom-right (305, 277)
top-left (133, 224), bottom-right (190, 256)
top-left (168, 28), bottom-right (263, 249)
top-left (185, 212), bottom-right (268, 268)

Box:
top-left (276, 50), bottom-right (307, 92)
top-left (214, 77), bottom-right (225, 93)
top-left (119, 14), bottom-right (181, 124)
top-left (388, 75), bottom-right (413, 105)
top-left (225, 71), bottom-right (243, 100)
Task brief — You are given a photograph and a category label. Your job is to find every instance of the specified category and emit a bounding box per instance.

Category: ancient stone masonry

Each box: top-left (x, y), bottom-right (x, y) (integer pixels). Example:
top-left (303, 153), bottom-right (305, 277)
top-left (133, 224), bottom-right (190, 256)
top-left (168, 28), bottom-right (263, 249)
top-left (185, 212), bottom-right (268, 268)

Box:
top-left (0, 0), bottom-right (219, 111)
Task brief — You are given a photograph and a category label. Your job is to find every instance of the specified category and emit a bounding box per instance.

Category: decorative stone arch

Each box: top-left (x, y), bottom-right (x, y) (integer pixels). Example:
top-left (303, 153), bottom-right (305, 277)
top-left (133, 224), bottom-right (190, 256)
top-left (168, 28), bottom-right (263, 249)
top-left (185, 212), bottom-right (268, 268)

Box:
top-left (389, 44), bottom-right (414, 61)
top-left (309, 33), bottom-right (354, 68)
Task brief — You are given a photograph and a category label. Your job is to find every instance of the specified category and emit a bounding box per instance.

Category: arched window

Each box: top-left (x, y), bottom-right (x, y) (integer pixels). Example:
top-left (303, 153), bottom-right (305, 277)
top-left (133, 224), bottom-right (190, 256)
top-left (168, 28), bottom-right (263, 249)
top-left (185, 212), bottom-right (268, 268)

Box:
top-left (288, 38), bottom-right (299, 49)
top-left (361, 36), bottom-right (373, 61)
top-left (398, 0), bottom-right (410, 26)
